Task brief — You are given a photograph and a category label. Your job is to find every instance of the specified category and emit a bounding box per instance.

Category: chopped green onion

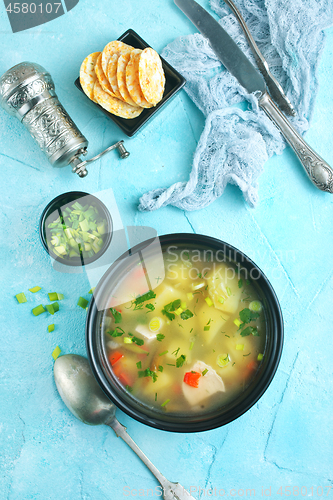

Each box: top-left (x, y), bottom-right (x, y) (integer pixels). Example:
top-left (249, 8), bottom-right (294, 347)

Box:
top-left (48, 324), bottom-right (55, 333)
top-left (32, 304), bottom-right (46, 316)
top-left (161, 399), bottom-right (170, 407)
top-left (88, 287), bottom-right (95, 294)
top-left (205, 297), bottom-right (213, 307)
top-left (233, 318), bottom-right (242, 327)
top-left (204, 326), bottom-right (210, 331)
top-left (257, 353), bottom-right (264, 361)
top-left (124, 337), bottom-right (133, 343)
top-left (29, 286), bottom-right (42, 293)
top-left (155, 393), bottom-right (158, 401)
top-left (45, 304), bottom-right (55, 315)
top-left (218, 296), bottom-right (224, 304)
top-left (53, 302), bottom-right (60, 312)
top-left (187, 293), bottom-right (194, 301)
top-left (217, 354), bottom-right (229, 367)
top-left (181, 301), bottom-right (187, 310)
top-left (52, 346), bottom-right (61, 360)
top-left (15, 292), bottom-right (27, 304)
top-left (78, 297), bottom-right (89, 309)
top-left (189, 341), bottom-right (195, 351)
top-left (174, 307), bottom-right (183, 316)
top-left (57, 293), bottom-right (64, 301)
top-left (202, 368), bottom-right (208, 376)
top-left (249, 301), bottom-right (262, 312)
top-left (159, 350), bottom-right (168, 356)
top-left (236, 344), bottom-right (244, 351)
top-left (48, 292), bottom-right (58, 301)
top-left (226, 287), bottom-right (232, 296)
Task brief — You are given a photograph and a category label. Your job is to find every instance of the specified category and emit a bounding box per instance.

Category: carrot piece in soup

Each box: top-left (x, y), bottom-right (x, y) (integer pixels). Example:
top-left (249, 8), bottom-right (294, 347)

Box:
top-left (109, 351), bottom-right (124, 366)
top-left (183, 371), bottom-right (201, 388)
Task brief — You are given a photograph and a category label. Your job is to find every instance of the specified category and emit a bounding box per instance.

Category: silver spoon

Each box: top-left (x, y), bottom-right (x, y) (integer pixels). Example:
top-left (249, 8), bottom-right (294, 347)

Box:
top-left (54, 354), bottom-right (197, 500)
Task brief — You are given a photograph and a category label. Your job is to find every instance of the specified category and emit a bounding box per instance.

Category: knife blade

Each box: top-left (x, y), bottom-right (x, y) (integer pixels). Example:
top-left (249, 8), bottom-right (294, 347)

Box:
top-left (174, 0), bottom-right (333, 193)
top-left (221, 0), bottom-right (296, 116)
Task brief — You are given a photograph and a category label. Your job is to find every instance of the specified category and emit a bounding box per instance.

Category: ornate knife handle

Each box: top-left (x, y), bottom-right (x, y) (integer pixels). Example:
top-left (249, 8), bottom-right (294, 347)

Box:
top-left (259, 92), bottom-right (333, 193)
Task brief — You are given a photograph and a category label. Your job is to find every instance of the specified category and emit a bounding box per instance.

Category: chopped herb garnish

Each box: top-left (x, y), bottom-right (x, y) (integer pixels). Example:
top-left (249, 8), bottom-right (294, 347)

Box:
top-left (108, 326), bottom-right (125, 337)
top-left (128, 334), bottom-right (144, 346)
top-left (155, 393), bottom-right (158, 401)
top-left (110, 307), bottom-right (122, 324)
top-left (246, 279), bottom-right (251, 285)
top-left (226, 287), bottom-right (232, 296)
top-left (189, 341), bottom-right (195, 351)
top-left (161, 399), bottom-right (170, 407)
top-left (184, 252), bottom-right (190, 260)
top-left (138, 368), bottom-right (158, 382)
top-left (145, 303), bottom-right (155, 312)
top-left (240, 326), bottom-right (259, 337)
top-left (176, 354), bottom-right (186, 368)
top-left (134, 290), bottom-right (156, 305)
top-left (180, 309), bottom-right (194, 320)
top-left (161, 299), bottom-right (181, 321)
top-left (204, 326), bottom-right (210, 331)
top-left (158, 366), bottom-right (164, 372)
top-left (126, 385), bottom-right (133, 392)
top-left (243, 352), bottom-right (251, 357)
top-left (136, 361), bottom-right (142, 369)
top-left (202, 368), bottom-right (208, 376)
top-left (172, 347), bottom-right (180, 356)
top-left (156, 333), bottom-right (165, 342)
top-left (166, 363), bottom-right (176, 366)
top-left (239, 308), bottom-right (260, 324)
top-left (238, 279), bottom-right (243, 288)
top-left (77, 297), bottom-right (89, 309)
top-left (159, 350), bottom-right (168, 356)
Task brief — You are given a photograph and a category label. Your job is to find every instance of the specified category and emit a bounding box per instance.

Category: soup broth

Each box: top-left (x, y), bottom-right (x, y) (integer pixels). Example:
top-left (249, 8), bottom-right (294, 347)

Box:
top-left (102, 246), bottom-right (266, 415)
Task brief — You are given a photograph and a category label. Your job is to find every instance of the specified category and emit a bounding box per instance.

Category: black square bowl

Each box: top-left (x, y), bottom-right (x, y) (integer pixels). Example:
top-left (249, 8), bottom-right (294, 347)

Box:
top-left (75, 29), bottom-right (186, 137)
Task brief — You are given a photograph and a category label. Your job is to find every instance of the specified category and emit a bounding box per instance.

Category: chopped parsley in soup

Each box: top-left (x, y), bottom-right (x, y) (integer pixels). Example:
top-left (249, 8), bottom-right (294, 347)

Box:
top-left (102, 246), bottom-right (266, 414)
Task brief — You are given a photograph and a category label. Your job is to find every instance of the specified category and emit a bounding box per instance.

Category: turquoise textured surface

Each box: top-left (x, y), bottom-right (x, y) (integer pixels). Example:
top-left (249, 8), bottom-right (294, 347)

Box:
top-left (0, 1), bottom-right (333, 499)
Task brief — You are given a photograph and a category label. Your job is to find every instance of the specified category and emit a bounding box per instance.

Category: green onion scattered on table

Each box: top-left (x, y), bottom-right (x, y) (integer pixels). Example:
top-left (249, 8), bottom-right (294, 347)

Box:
top-left (52, 346), bottom-right (61, 360)
top-left (77, 297), bottom-right (89, 309)
top-left (47, 202), bottom-right (107, 260)
top-left (48, 324), bottom-right (55, 333)
top-left (15, 293), bottom-right (27, 304)
top-left (29, 286), bottom-right (42, 293)
top-left (32, 304), bottom-right (46, 316)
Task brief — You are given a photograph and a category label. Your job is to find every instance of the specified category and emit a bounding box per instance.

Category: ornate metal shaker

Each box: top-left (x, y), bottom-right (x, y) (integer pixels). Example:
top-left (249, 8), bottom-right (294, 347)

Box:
top-left (0, 62), bottom-right (129, 177)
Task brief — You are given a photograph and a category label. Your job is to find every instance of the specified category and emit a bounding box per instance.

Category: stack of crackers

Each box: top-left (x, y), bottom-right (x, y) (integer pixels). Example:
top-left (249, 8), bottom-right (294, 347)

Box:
top-left (80, 41), bottom-right (166, 119)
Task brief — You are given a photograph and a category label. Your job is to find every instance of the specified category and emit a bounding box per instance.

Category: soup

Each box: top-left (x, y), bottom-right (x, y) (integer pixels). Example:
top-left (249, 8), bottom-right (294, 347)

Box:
top-left (102, 246), bottom-right (266, 415)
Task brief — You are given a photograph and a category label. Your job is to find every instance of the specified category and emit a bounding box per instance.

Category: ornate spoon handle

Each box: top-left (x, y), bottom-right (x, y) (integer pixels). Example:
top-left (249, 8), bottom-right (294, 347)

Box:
top-left (259, 92), bottom-right (333, 193)
top-left (108, 418), bottom-right (197, 500)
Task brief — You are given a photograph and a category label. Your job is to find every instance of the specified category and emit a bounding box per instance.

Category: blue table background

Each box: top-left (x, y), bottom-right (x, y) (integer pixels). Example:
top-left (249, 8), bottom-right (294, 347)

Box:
top-left (1, 1), bottom-right (333, 498)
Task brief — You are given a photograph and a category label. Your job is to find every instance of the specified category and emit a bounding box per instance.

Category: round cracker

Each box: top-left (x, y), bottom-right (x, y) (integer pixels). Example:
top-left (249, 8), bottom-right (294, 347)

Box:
top-left (117, 51), bottom-right (139, 107)
top-left (80, 52), bottom-right (100, 100)
top-left (126, 50), bottom-right (153, 109)
top-left (139, 48), bottom-right (165, 106)
top-left (93, 80), bottom-right (143, 119)
top-left (101, 40), bottom-right (132, 76)
top-left (95, 53), bottom-right (116, 97)
top-left (107, 53), bottom-right (123, 99)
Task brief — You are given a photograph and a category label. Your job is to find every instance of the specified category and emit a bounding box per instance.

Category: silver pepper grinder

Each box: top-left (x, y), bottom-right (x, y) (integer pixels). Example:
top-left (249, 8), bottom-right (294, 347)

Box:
top-left (0, 62), bottom-right (129, 177)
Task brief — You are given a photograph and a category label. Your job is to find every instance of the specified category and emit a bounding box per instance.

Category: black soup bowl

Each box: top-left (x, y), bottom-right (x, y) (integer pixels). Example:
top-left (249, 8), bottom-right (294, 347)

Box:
top-left (86, 233), bottom-right (283, 433)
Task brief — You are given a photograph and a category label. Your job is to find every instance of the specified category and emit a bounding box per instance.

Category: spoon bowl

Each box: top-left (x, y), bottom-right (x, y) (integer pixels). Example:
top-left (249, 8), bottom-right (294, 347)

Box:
top-left (54, 354), bottom-right (197, 500)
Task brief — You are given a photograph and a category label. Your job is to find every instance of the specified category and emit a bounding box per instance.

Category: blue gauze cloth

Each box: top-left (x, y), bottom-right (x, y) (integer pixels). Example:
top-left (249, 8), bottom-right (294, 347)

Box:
top-left (138, 0), bottom-right (333, 211)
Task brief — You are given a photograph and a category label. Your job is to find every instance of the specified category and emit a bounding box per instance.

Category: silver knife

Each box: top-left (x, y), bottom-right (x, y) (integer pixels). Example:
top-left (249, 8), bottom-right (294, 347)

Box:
top-left (222, 0), bottom-right (296, 117)
top-left (174, 0), bottom-right (333, 193)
